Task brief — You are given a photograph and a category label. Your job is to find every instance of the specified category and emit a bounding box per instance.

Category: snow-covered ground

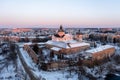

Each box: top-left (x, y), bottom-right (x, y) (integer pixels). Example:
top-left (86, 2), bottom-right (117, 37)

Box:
top-left (0, 57), bottom-right (27, 80)
top-left (20, 48), bottom-right (36, 69)
top-left (19, 47), bottom-right (79, 80)
top-left (0, 65), bottom-right (16, 80)
top-left (34, 71), bottom-right (78, 80)
top-left (17, 55), bottom-right (30, 80)
top-left (0, 55), bottom-right (5, 60)
top-left (0, 43), bottom-right (28, 80)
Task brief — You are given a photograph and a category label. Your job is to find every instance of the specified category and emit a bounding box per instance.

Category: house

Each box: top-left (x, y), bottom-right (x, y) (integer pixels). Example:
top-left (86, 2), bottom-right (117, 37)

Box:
top-left (85, 45), bottom-right (115, 60)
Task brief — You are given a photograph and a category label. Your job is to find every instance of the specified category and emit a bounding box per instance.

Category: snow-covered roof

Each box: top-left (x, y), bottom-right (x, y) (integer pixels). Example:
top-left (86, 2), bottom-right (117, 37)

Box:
top-left (46, 40), bottom-right (69, 48)
top-left (20, 36), bottom-right (46, 39)
top-left (64, 40), bottom-right (77, 43)
top-left (24, 42), bottom-right (45, 45)
top-left (69, 42), bottom-right (90, 48)
top-left (86, 45), bottom-right (115, 54)
top-left (51, 47), bottom-right (61, 51)
top-left (46, 40), bottom-right (90, 49)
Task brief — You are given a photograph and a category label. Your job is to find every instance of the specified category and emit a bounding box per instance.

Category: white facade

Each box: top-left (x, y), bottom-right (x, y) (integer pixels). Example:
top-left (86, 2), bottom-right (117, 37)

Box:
top-left (52, 34), bottom-right (73, 41)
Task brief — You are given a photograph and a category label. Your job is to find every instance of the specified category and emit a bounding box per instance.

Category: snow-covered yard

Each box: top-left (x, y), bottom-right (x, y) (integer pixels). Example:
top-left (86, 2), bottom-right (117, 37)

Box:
top-left (0, 58), bottom-right (28, 80)
top-left (0, 43), bottom-right (28, 80)
top-left (19, 47), bottom-right (79, 80)
top-left (34, 71), bottom-right (78, 80)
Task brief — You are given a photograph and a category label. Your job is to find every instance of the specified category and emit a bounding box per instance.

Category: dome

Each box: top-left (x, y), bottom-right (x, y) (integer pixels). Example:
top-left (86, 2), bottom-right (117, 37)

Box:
top-left (58, 25), bottom-right (64, 32)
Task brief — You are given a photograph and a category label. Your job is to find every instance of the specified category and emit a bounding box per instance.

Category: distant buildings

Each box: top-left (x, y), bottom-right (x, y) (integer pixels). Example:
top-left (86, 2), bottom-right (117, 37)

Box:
top-left (74, 30), bottom-right (83, 41)
top-left (89, 33), bottom-right (120, 43)
top-left (12, 28), bottom-right (33, 33)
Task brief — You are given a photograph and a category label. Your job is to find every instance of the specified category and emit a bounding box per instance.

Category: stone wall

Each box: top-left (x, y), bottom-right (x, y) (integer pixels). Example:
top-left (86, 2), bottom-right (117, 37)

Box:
top-left (60, 46), bottom-right (89, 54)
top-left (92, 47), bottom-right (115, 60)
top-left (23, 44), bottom-right (38, 63)
top-left (41, 60), bottom-right (69, 70)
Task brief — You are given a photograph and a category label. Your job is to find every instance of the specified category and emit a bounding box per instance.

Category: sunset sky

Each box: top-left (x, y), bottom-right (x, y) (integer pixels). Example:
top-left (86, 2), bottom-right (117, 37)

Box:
top-left (0, 0), bottom-right (120, 28)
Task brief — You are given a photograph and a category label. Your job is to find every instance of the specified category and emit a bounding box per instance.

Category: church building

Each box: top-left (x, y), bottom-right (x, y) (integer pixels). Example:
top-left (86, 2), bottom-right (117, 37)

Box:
top-left (46, 25), bottom-right (90, 54)
top-left (52, 25), bottom-right (73, 41)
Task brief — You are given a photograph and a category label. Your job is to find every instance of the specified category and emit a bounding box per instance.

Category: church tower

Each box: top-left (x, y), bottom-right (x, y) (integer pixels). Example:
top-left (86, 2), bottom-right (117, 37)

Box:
top-left (52, 25), bottom-right (73, 41)
top-left (57, 25), bottom-right (65, 37)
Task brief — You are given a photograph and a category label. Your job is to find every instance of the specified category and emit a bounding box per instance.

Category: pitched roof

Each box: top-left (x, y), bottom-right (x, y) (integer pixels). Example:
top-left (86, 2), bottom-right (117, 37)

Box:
top-left (46, 40), bottom-right (90, 49)
top-left (86, 45), bottom-right (115, 53)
